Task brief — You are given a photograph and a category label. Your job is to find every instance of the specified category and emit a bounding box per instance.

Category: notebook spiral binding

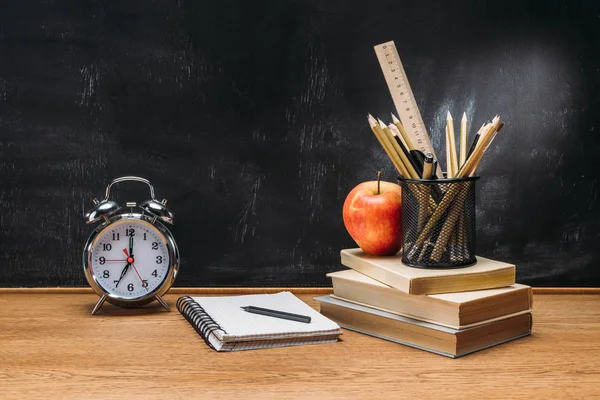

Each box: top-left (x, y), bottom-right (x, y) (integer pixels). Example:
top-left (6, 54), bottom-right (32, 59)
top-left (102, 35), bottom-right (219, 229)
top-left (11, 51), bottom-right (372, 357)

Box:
top-left (176, 296), bottom-right (228, 350)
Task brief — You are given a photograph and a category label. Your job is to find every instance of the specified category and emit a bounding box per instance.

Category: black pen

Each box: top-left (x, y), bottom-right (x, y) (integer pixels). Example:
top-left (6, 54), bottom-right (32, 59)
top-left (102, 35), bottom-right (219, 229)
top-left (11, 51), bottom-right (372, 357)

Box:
top-left (410, 150), bottom-right (426, 177)
top-left (432, 160), bottom-right (439, 179)
top-left (392, 135), bottom-right (423, 177)
top-left (241, 306), bottom-right (312, 324)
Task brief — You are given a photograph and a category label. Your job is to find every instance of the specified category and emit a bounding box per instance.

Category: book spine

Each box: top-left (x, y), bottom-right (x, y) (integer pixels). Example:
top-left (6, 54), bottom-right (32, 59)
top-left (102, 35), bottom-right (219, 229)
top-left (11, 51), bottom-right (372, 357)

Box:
top-left (176, 296), bottom-right (226, 350)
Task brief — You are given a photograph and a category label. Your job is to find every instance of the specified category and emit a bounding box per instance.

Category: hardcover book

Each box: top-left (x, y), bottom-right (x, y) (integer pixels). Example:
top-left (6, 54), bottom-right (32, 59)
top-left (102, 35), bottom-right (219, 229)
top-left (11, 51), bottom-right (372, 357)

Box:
top-left (341, 248), bottom-right (515, 295)
top-left (328, 269), bottom-right (532, 329)
top-left (316, 295), bottom-right (532, 358)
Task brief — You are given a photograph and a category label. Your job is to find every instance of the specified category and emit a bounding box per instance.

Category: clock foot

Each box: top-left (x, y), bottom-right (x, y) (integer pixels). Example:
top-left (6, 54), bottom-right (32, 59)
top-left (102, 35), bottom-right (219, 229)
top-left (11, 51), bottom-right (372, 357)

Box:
top-left (91, 295), bottom-right (107, 315)
top-left (155, 294), bottom-right (171, 312)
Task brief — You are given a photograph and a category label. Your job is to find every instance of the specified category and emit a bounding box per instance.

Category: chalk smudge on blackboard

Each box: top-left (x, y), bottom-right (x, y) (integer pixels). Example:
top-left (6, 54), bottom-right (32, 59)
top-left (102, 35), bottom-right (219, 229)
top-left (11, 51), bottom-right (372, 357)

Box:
top-left (234, 175), bottom-right (261, 244)
top-left (79, 65), bottom-right (100, 107)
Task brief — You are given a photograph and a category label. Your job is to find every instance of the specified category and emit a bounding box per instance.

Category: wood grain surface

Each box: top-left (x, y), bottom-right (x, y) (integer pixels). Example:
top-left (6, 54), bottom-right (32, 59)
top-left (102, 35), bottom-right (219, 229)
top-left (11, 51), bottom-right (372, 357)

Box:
top-left (1, 291), bottom-right (599, 399)
top-left (1, 287), bottom-right (600, 294)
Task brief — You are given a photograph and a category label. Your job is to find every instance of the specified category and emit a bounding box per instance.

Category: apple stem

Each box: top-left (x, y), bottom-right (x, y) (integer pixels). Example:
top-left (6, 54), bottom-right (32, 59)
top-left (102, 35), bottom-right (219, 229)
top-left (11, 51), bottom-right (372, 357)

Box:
top-left (377, 171), bottom-right (382, 195)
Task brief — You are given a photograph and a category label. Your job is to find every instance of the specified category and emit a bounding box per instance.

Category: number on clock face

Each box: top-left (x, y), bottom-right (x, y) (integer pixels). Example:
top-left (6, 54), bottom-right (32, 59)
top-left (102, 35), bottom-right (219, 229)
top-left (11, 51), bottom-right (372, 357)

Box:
top-left (90, 220), bottom-right (170, 299)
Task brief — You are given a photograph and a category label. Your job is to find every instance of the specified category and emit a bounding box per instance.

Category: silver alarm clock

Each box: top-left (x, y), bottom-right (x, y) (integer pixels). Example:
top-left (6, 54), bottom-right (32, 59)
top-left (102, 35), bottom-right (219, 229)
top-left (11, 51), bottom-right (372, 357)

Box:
top-left (83, 176), bottom-right (179, 314)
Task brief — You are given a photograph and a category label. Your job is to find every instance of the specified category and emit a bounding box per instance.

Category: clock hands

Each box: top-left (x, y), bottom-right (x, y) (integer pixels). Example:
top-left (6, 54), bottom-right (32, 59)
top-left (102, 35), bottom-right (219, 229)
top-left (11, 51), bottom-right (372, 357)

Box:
top-left (115, 246), bottom-right (135, 288)
top-left (114, 237), bottom-right (147, 290)
top-left (114, 262), bottom-right (130, 288)
top-left (126, 236), bottom-right (147, 289)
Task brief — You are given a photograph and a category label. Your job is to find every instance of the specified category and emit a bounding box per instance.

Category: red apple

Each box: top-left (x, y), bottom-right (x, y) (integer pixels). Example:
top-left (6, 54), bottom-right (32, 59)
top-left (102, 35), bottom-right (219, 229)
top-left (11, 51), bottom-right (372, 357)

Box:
top-left (342, 174), bottom-right (402, 256)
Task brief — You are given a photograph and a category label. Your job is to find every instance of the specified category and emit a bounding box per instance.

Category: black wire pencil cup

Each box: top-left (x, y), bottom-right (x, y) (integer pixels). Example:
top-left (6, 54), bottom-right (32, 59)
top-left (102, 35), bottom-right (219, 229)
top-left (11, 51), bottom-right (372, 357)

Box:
top-left (399, 176), bottom-right (478, 268)
top-left (367, 113), bottom-right (505, 269)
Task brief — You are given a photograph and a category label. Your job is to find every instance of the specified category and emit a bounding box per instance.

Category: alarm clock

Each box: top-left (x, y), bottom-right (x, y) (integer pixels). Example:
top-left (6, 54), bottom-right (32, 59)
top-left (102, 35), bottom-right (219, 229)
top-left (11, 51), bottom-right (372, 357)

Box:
top-left (83, 176), bottom-right (179, 315)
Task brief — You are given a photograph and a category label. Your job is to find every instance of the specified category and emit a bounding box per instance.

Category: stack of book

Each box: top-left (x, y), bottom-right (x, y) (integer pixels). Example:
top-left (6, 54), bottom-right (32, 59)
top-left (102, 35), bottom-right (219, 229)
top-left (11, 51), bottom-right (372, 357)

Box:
top-left (316, 249), bottom-right (532, 358)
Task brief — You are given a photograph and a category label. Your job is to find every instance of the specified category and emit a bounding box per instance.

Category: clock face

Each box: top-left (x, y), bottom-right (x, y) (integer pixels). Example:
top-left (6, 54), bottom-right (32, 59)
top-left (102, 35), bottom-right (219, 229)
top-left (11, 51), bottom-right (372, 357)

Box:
top-left (89, 219), bottom-right (170, 299)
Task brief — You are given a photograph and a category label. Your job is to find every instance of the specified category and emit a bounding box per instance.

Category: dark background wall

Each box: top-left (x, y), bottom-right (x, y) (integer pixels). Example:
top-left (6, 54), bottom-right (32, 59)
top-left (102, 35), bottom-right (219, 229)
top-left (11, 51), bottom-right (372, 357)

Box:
top-left (1, 0), bottom-right (599, 287)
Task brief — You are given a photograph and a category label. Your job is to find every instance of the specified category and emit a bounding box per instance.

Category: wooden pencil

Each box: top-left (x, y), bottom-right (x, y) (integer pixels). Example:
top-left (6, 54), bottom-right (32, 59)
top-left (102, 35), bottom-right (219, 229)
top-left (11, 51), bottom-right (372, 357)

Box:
top-left (465, 123), bottom-right (485, 161)
top-left (389, 123), bottom-right (423, 177)
top-left (446, 111), bottom-right (459, 177)
top-left (388, 124), bottom-right (414, 166)
top-left (459, 112), bottom-right (468, 167)
top-left (445, 125), bottom-right (453, 178)
top-left (378, 119), bottom-right (420, 179)
top-left (465, 121), bottom-right (504, 177)
top-left (368, 115), bottom-right (408, 177)
top-left (391, 114), bottom-right (416, 150)
top-left (388, 123), bottom-right (410, 152)
top-left (458, 117), bottom-right (500, 177)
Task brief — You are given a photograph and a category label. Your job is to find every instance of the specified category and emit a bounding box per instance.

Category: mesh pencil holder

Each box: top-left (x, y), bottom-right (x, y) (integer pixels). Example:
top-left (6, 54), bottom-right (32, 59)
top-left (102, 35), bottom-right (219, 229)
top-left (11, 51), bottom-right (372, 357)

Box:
top-left (398, 176), bottom-right (479, 269)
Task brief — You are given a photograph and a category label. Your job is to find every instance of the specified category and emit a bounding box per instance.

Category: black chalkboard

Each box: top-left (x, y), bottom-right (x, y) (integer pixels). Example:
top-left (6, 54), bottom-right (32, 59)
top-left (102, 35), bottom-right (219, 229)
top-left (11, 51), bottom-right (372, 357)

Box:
top-left (1, 0), bottom-right (599, 287)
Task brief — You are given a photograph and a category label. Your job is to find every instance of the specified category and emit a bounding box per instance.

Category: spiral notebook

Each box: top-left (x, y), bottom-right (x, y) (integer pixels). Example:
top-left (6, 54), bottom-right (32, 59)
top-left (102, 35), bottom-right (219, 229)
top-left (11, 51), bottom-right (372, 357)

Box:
top-left (177, 292), bottom-right (342, 352)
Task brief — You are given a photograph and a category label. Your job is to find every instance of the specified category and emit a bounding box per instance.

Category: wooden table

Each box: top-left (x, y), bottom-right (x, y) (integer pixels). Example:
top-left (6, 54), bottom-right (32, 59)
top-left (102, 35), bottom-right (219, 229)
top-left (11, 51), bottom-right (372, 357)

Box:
top-left (1, 289), bottom-right (599, 399)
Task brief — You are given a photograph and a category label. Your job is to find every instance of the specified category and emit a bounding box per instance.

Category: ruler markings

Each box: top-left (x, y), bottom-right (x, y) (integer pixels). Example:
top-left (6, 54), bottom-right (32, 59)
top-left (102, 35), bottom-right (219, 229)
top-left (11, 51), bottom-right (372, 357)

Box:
top-left (374, 41), bottom-right (443, 177)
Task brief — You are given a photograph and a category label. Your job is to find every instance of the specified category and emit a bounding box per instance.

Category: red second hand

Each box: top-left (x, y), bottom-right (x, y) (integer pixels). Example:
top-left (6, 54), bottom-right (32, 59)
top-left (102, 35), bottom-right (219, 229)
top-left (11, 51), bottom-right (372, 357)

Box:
top-left (131, 263), bottom-right (147, 290)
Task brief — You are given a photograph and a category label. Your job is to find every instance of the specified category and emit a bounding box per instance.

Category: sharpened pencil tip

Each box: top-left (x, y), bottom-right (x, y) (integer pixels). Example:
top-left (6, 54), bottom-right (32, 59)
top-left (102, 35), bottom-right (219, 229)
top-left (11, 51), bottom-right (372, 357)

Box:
top-left (447, 110), bottom-right (452, 120)
top-left (377, 118), bottom-right (386, 127)
top-left (462, 112), bottom-right (467, 120)
top-left (391, 113), bottom-right (400, 123)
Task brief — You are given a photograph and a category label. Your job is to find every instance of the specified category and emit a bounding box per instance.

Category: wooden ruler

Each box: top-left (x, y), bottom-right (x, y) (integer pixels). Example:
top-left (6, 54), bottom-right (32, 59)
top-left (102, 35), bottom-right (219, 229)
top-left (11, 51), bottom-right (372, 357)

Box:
top-left (374, 41), bottom-right (443, 177)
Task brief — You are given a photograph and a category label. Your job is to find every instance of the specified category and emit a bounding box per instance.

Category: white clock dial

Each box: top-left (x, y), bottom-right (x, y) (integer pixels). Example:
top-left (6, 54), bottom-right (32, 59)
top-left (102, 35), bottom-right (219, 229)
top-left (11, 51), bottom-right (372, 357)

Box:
top-left (90, 220), bottom-right (170, 299)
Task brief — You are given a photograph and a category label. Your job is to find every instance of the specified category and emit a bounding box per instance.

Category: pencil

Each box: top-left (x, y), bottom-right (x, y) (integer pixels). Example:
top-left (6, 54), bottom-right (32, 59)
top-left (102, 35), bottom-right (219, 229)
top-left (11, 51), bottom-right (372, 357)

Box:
top-left (391, 114), bottom-right (416, 150)
top-left (389, 123), bottom-right (423, 177)
top-left (465, 123), bottom-right (485, 161)
top-left (445, 125), bottom-right (453, 178)
top-left (368, 115), bottom-right (408, 177)
top-left (465, 121), bottom-right (504, 177)
top-left (388, 123), bottom-right (409, 150)
top-left (458, 118), bottom-right (500, 178)
top-left (390, 125), bottom-right (411, 158)
top-left (379, 119), bottom-right (420, 179)
top-left (446, 111), bottom-right (459, 178)
top-left (388, 124), bottom-right (419, 174)
top-left (459, 112), bottom-right (468, 167)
